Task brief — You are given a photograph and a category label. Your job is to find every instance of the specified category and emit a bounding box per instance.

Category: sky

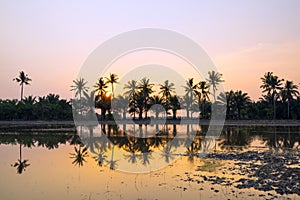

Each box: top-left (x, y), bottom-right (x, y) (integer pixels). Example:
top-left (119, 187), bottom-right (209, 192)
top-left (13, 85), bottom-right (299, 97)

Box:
top-left (1, 0), bottom-right (300, 101)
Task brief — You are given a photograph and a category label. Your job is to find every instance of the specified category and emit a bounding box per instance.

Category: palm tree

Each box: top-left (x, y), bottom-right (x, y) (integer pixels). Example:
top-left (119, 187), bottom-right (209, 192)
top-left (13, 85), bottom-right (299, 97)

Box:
top-left (198, 81), bottom-right (210, 118)
top-left (149, 95), bottom-right (164, 118)
top-left (83, 91), bottom-right (97, 119)
top-left (217, 91), bottom-right (234, 119)
top-left (281, 80), bottom-right (299, 118)
top-left (206, 70), bottom-right (224, 102)
top-left (169, 95), bottom-right (180, 119)
top-left (260, 72), bottom-right (283, 119)
top-left (94, 77), bottom-right (108, 98)
top-left (159, 80), bottom-right (175, 111)
top-left (124, 80), bottom-right (139, 119)
top-left (13, 71), bottom-right (32, 100)
top-left (71, 78), bottom-right (89, 115)
top-left (233, 90), bottom-right (251, 119)
top-left (112, 95), bottom-right (129, 119)
top-left (70, 77), bottom-right (89, 100)
top-left (11, 144), bottom-right (30, 174)
top-left (183, 78), bottom-right (198, 118)
top-left (139, 77), bottom-right (154, 119)
top-left (106, 73), bottom-right (119, 98)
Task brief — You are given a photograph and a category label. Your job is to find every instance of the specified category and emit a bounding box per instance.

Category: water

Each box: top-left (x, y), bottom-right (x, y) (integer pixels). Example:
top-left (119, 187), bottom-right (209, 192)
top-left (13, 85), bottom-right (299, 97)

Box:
top-left (1, 123), bottom-right (300, 200)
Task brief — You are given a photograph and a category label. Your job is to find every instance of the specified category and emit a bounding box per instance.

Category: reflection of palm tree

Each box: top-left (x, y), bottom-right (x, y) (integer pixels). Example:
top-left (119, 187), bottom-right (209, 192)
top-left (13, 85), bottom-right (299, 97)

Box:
top-left (206, 70), bottom-right (224, 102)
top-left (93, 148), bottom-right (108, 167)
top-left (13, 71), bottom-right (32, 100)
top-left (106, 73), bottom-right (119, 98)
top-left (219, 126), bottom-right (251, 151)
top-left (12, 144), bottom-right (30, 174)
top-left (70, 146), bottom-right (89, 167)
top-left (124, 152), bottom-right (138, 164)
top-left (161, 145), bottom-right (176, 163)
top-left (140, 153), bottom-right (151, 166)
top-left (108, 146), bottom-right (118, 170)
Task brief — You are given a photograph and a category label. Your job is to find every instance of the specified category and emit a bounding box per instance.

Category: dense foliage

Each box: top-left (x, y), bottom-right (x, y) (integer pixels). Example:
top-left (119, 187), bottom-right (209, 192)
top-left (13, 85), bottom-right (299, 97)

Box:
top-left (0, 94), bottom-right (73, 120)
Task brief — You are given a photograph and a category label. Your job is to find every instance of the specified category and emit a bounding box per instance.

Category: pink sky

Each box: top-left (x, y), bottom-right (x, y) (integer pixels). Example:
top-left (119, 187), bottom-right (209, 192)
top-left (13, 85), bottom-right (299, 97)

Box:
top-left (1, 1), bottom-right (300, 101)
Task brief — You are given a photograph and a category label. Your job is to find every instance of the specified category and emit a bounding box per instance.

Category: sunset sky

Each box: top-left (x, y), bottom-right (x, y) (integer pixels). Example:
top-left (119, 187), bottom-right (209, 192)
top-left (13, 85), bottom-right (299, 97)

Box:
top-left (1, 0), bottom-right (300, 100)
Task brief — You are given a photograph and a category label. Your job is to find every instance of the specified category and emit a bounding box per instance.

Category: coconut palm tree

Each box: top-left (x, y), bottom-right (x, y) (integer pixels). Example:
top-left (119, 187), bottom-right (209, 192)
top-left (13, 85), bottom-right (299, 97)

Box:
top-left (233, 90), bottom-right (251, 119)
top-left (169, 95), bottom-right (180, 119)
top-left (149, 95), bottom-right (165, 118)
top-left (217, 91), bottom-right (235, 119)
top-left (11, 144), bottom-right (30, 174)
top-left (94, 77), bottom-right (108, 98)
top-left (124, 80), bottom-right (139, 119)
top-left (206, 70), bottom-right (224, 102)
top-left (112, 95), bottom-right (129, 119)
top-left (13, 71), bottom-right (32, 100)
top-left (106, 73), bottom-right (119, 98)
top-left (198, 81), bottom-right (210, 118)
top-left (260, 72), bottom-right (283, 119)
top-left (159, 80), bottom-right (175, 111)
top-left (139, 77), bottom-right (154, 119)
top-left (70, 78), bottom-right (89, 115)
top-left (183, 78), bottom-right (198, 118)
top-left (70, 77), bottom-right (89, 100)
top-left (281, 80), bottom-right (299, 118)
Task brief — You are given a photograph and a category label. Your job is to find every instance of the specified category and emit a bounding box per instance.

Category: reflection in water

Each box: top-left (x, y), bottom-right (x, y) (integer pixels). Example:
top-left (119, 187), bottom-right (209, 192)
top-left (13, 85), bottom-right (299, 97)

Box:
top-left (69, 145), bottom-right (89, 167)
top-left (0, 125), bottom-right (300, 173)
top-left (11, 144), bottom-right (30, 174)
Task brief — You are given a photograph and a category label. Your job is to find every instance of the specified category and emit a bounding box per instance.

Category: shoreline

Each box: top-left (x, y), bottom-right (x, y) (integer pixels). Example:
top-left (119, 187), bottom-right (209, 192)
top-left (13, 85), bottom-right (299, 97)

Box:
top-left (0, 119), bottom-right (300, 126)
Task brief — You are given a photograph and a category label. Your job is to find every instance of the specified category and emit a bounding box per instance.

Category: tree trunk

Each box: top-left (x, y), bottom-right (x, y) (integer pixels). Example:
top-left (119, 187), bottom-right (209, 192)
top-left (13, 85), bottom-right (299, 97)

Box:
top-left (172, 109), bottom-right (176, 119)
top-left (19, 144), bottom-right (22, 161)
top-left (21, 83), bottom-right (24, 100)
top-left (287, 100), bottom-right (290, 119)
top-left (273, 98), bottom-right (276, 120)
top-left (139, 110), bottom-right (143, 119)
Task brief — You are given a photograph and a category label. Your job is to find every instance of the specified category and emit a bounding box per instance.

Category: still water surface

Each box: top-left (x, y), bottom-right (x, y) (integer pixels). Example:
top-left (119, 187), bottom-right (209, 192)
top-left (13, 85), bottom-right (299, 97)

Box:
top-left (0, 124), bottom-right (299, 200)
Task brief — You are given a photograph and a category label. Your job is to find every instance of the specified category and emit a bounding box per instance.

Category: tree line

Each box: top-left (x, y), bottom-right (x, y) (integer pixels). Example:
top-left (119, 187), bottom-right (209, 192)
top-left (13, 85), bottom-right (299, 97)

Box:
top-left (72, 71), bottom-right (300, 120)
top-left (1, 70), bottom-right (300, 121)
top-left (0, 71), bottom-right (72, 120)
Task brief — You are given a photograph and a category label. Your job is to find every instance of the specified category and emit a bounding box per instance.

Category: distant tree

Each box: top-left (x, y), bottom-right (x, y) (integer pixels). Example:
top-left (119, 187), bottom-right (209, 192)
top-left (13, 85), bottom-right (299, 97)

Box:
top-left (183, 78), bottom-right (198, 118)
top-left (13, 71), bottom-right (32, 100)
top-left (124, 80), bottom-right (139, 119)
top-left (260, 72), bottom-right (283, 119)
top-left (138, 78), bottom-right (154, 119)
top-left (281, 80), bottom-right (299, 118)
top-left (106, 73), bottom-right (119, 98)
top-left (233, 90), bottom-right (251, 119)
top-left (94, 77), bottom-right (108, 116)
top-left (169, 95), bottom-right (181, 119)
top-left (149, 95), bottom-right (165, 119)
top-left (206, 70), bottom-right (224, 102)
top-left (159, 80), bottom-right (175, 112)
top-left (70, 77), bottom-right (89, 115)
top-left (198, 81), bottom-right (210, 118)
